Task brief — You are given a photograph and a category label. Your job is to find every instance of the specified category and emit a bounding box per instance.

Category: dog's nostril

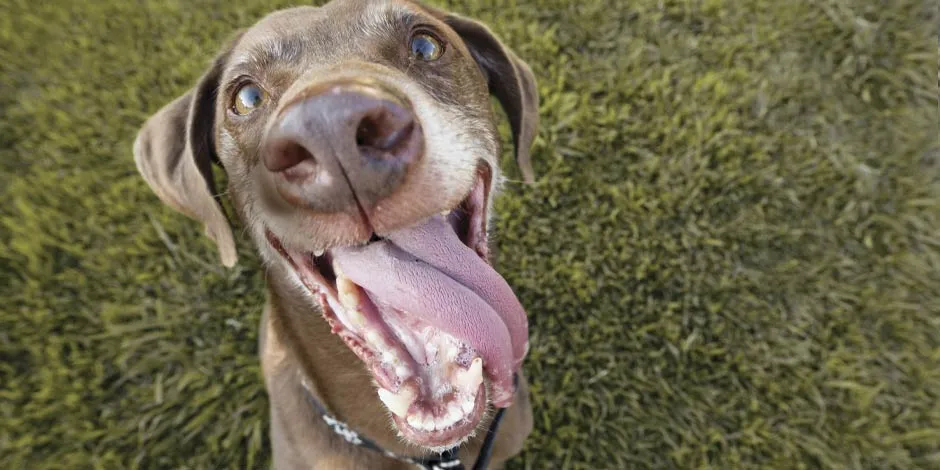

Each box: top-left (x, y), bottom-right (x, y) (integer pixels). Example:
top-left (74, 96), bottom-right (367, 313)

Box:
top-left (383, 121), bottom-right (415, 153)
top-left (356, 108), bottom-right (416, 159)
top-left (355, 118), bottom-right (376, 148)
top-left (269, 141), bottom-right (316, 172)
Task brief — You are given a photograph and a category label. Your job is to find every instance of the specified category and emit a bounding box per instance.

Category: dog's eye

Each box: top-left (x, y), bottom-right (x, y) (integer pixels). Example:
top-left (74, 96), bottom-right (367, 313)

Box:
top-left (410, 32), bottom-right (443, 61)
top-left (233, 83), bottom-right (266, 115)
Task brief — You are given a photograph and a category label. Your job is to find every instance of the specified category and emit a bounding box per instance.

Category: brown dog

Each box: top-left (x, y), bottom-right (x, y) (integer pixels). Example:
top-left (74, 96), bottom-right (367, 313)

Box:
top-left (133, 0), bottom-right (538, 468)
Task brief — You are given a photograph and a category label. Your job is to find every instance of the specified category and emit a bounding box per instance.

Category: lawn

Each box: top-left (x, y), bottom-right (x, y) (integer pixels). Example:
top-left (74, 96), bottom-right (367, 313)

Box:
top-left (1, 0), bottom-right (937, 468)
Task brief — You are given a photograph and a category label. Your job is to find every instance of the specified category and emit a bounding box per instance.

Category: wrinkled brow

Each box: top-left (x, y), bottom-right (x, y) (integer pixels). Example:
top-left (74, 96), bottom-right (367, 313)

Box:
top-left (228, 37), bottom-right (306, 77)
top-left (363, 3), bottom-right (420, 34)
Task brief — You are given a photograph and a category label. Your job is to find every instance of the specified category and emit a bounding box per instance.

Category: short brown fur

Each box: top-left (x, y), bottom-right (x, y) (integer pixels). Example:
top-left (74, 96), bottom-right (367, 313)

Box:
top-left (133, 0), bottom-right (538, 468)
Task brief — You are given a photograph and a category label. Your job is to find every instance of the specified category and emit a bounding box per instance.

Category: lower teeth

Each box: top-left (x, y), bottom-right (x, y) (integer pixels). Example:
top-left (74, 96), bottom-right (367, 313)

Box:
top-left (452, 358), bottom-right (484, 393)
top-left (380, 389), bottom-right (477, 431)
top-left (378, 387), bottom-right (416, 417)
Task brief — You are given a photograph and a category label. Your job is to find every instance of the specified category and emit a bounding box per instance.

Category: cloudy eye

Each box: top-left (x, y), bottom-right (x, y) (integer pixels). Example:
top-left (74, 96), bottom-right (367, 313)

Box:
top-left (409, 32), bottom-right (444, 61)
top-left (233, 82), bottom-right (266, 115)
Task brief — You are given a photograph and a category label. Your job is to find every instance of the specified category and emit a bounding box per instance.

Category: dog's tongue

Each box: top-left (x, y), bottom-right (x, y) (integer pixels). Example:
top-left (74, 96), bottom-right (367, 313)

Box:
top-left (331, 215), bottom-right (528, 406)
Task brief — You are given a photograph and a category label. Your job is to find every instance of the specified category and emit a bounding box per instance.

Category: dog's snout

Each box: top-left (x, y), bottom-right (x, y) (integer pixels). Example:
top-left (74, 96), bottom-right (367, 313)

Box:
top-left (264, 81), bottom-right (423, 213)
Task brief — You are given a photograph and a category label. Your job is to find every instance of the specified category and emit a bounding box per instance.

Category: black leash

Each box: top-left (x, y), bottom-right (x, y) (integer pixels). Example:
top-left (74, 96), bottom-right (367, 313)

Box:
top-left (300, 376), bottom-right (515, 470)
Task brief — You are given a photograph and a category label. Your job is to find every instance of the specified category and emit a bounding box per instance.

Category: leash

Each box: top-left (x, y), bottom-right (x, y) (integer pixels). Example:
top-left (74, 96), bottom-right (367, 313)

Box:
top-left (300, 376), bottom-right (515, 470)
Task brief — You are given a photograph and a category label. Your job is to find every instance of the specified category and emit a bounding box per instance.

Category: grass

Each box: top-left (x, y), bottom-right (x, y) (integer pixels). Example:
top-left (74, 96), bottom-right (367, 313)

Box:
top-left (1, 0), bottom-right (937, 468)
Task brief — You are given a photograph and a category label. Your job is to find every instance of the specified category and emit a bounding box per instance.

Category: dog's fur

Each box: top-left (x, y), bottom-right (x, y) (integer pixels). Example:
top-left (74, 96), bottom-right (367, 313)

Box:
top-left (133, 1), bottom-right (537, 468)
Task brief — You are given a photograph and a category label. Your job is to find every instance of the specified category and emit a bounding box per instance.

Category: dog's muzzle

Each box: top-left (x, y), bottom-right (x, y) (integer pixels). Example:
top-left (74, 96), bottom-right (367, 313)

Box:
top-left (263, 78), bottom-right (424, 213)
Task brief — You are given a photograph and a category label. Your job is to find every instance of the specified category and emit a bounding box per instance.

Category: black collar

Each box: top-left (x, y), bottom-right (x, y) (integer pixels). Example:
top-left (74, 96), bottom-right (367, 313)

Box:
top-left (300, 376), bottom-right (514, 470)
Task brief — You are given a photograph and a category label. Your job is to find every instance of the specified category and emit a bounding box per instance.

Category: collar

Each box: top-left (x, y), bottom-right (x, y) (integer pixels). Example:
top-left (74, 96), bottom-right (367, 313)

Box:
top-left (300, 376), bottom-right (514, 470)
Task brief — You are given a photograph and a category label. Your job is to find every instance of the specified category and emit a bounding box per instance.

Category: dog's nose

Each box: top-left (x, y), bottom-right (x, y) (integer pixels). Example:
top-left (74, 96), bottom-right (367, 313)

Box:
top-left (264, 80), bottom-right (423, 213)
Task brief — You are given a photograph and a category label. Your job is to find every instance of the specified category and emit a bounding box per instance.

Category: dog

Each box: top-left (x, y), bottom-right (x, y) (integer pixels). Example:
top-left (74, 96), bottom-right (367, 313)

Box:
top-left (133, 0), bottom-right (538, 468)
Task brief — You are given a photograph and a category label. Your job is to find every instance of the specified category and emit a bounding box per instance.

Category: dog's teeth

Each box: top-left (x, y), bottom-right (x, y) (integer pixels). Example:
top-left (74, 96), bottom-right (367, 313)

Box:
top-left (337, 276), bottom-right (359, 307)
top-left (364, 330), bottom-right (386, 348)
top-left (336, 278), bottom-right (367, 327)
top-left (444, 343), bottom-right (460, 361)
top-left (413, 412), bottom-right (430, 431)
top-left (377, 387), bottom-right (416, 418)
top-left (313, 249), bottom-right (324, 257)
top-left (447, 402), bottom-right (462, 424)
top-left (345, 309), bottom-right (365, 328)
top-left (422, 414), bottom-right (436, 431)
top-left (440, 209), bottom-right (450, 216)
top-left (407, 413), bottom-right (422, 428)
top-left (453, 358), bottom-right (483, 393)
top-left (395, 364), bottom-right (412, 378)
top-left (461, 397), bottom-right (475, 414)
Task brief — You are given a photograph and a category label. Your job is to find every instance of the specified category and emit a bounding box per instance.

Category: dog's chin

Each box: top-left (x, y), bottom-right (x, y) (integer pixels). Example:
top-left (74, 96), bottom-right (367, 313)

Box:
top-left (264, 167), bottom-right (505, 449)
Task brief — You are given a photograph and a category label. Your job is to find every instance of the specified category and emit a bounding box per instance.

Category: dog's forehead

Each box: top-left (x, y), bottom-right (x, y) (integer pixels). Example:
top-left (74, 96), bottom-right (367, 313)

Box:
top-left (230, 0), bottom-right (431, 70)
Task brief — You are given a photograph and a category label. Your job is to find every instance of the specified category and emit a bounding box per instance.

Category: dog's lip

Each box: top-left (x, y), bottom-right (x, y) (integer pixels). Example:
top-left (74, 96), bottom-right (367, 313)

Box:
top-left (261, 161), bottom-right (493, 255)
top-left (265, 163), bottom-right (492, 261)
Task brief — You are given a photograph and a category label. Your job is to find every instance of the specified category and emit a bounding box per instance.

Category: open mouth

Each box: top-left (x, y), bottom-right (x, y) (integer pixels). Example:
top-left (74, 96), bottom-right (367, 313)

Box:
top-left (265, 167), bottom-right (529, 448)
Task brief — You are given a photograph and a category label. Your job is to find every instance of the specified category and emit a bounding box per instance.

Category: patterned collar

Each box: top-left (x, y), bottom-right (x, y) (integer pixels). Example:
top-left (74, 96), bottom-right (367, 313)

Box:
top-left (299, 376), bottom-right (513, 470)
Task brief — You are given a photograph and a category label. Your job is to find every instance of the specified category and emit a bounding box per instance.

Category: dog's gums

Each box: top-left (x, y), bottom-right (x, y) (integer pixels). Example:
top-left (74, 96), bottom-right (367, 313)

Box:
top-left (265, 170), bottom-right (527, 448)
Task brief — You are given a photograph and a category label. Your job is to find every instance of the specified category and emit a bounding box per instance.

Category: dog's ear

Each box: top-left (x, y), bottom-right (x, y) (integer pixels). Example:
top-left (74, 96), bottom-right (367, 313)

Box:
top-left (133, 33), bottom-right (244, 267)
top-left (437, 11), bottom-right (540, 183)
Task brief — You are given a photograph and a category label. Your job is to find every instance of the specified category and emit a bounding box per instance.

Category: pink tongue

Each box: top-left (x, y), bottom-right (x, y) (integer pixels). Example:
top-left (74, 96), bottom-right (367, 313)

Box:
top-left (331, 215), bottom-right (528, 406)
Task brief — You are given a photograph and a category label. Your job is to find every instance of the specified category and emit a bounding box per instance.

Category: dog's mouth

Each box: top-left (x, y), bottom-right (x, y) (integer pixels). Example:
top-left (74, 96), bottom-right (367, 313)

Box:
top-left (265, 168), bottom-right (529, 448)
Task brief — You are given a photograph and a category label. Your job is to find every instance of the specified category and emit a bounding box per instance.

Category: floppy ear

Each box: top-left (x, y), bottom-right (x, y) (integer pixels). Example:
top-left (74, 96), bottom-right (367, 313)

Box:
top-left (439, 12), bottom-right (540, 183)
top-left (133, 36), bottom-right (243, 267)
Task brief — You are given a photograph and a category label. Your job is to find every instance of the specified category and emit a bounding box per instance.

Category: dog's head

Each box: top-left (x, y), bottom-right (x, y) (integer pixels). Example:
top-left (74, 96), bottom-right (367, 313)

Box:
top-left (134, 0), bottom-right (537, 449)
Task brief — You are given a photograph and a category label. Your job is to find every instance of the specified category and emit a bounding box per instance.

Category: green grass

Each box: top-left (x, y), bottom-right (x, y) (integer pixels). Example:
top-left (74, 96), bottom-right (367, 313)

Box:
top-left (1, 0), bottom-right (937, 468)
